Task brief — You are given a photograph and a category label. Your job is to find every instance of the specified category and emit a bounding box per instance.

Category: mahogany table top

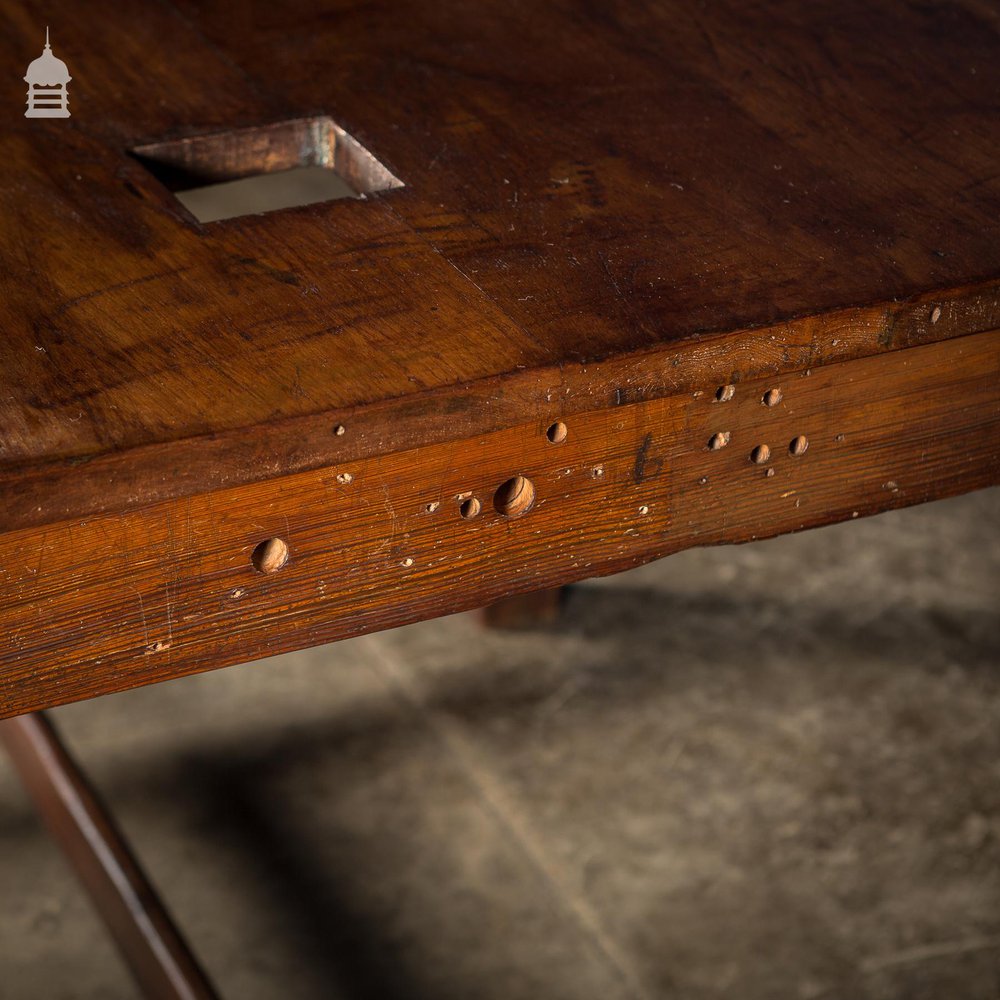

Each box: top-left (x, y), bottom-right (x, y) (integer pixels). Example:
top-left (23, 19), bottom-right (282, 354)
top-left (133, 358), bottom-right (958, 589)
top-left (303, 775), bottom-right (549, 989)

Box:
top-left (1, 1), bottom-right (998, 718)
top-left (2, 0), bottom-right (998, 531)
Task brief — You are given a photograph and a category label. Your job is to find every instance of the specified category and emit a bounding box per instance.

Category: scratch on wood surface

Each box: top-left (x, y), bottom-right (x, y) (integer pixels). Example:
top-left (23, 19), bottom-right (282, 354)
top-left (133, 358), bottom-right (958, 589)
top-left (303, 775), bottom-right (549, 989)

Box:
top-left (51, 267), bottom-right (194, 318)
top-left (164, 581), bottom-right (174, 650)
top-left (371, 477), bottom-right (398, 557)
top-left (130, 585), bottom-right (149, 648)
top-left (597, 250), bottom-right (627, 306)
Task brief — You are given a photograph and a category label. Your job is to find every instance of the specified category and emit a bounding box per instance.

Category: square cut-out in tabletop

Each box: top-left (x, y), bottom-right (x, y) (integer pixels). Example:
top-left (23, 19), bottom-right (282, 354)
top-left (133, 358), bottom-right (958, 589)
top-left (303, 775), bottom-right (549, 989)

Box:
top-left (131, 116), bottom-right (403, 222)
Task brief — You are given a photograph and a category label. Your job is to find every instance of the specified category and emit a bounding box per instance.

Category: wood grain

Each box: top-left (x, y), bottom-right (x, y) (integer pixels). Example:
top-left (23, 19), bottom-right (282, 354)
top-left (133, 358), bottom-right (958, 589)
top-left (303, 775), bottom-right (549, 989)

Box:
top-left (2, 330), bottom-right (997, 719)
top-left (2, 0), bottom-right (1000, 529)
top-left (3, 277), bottom-right (998, 533)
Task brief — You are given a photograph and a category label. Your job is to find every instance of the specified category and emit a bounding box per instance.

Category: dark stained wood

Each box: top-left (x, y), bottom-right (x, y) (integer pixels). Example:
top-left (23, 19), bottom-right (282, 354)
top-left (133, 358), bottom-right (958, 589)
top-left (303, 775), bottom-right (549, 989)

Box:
top-left (2, 329), bottom-right (997, 718)
top-left (1, 0), bottom-right (1000, 530)
top-left (3, 3), bottom-right (998, 992)
top-left (3, 279), bottom-right (998, 533)
top-left (0, 712), bottom-right (219, 999)
top-left (1, 0), bottom-right (999, 714)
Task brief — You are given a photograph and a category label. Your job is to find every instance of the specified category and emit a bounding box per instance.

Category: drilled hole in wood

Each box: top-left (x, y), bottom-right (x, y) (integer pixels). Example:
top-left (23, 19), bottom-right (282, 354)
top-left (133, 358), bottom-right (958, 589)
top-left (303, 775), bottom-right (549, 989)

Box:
top-left (546, 421), bottom-right (568, 444)
top-left (708, 431), bottom-right (730, 450)
top-left (715, 385), bottom-right (736, 402)
top-left (494, 476), bottom-right (536, 518)
top-left (763, 388), bottom-right (783, 407)
top-left (750, 444), bottom-right (771, 464)
top-left (251, 537), bottom-right (288, 574)
top-left (790, 435), bottom-right (809, 456)
top-left (460, 497), bottom-right (482, 519)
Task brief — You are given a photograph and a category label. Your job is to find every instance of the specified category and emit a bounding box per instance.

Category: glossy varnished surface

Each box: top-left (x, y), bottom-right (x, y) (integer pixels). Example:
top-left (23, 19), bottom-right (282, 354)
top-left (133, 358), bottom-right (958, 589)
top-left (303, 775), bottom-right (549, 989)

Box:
top-left (1, 0), bottom-right (999, 527)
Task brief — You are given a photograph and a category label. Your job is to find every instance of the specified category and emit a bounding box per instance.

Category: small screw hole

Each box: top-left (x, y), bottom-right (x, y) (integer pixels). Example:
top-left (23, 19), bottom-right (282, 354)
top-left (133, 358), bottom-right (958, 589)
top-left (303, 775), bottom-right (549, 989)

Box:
top-left (251, 537), bottom-right (288, 574)
top-left (715, 385), bottom-right (735, 402)
top-left (460, 497), bottom-right (482, 519)
top-left (494, 476), bottom-right (536, 518)
top-left (763, 388), bottom-right (783, 407)
top-left (546, 421), bottom-right (568, 444)
top-left (708, 431), bottom-right (731, 450)
top-left (750, 444), bottom-right (771, 464)
top-left (790, 435), bottom-right (809, 456)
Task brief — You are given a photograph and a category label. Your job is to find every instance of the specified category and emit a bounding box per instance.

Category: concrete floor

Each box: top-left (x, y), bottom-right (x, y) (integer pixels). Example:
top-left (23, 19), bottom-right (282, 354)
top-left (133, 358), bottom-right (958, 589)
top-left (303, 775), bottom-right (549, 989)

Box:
top-left (1, 489), bottom-right (998, 999)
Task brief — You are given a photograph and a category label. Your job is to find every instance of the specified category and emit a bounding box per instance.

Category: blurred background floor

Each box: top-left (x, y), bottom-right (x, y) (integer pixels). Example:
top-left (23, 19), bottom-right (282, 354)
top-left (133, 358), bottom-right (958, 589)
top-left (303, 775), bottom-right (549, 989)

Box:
top-left (1, 489), bottom-right (998, 1000)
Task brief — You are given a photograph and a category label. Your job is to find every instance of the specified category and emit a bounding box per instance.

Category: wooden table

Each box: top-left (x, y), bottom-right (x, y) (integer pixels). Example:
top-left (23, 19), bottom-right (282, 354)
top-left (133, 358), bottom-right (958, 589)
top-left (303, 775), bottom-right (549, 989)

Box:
top-left (2, 0), bottom-right (998, 995)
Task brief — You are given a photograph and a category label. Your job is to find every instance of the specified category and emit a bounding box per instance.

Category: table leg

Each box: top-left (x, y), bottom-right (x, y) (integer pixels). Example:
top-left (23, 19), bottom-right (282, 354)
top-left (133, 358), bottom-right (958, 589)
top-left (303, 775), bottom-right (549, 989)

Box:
top-left (479, 586), bottom-right (566, 630)
top-left (0, 711), bottom-right (220, 1000)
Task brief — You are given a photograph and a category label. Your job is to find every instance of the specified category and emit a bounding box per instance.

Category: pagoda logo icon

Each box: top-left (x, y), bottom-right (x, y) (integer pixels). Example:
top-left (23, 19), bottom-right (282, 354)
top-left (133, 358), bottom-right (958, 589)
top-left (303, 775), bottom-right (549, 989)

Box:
top-left (24, 28), bottom-right (71, 118)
